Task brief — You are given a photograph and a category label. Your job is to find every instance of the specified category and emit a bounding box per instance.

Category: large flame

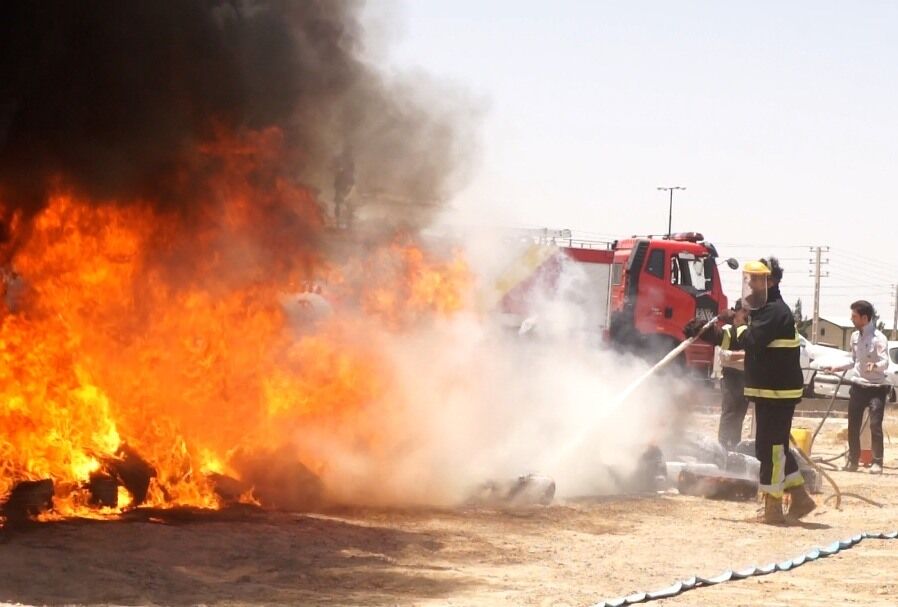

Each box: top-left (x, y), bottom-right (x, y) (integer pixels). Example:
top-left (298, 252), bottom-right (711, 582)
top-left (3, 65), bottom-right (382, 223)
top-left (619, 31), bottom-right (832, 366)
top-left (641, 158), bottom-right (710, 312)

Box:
top-left (0, 130), bottom-right (471, 518)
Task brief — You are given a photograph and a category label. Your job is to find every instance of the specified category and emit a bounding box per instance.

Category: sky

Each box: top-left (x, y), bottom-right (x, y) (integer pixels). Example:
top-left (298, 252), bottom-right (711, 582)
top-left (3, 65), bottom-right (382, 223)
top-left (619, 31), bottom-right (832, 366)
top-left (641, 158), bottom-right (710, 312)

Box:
top-left (364, 1), bottom-right (898, 326)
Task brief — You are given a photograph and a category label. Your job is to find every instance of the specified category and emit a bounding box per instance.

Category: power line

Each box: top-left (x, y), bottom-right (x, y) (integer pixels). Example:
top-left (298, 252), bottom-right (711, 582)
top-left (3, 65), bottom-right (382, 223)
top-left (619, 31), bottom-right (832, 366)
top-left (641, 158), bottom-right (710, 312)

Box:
top-left (829, 247), bottom-right (898, 274)
top-left (826, 267), bottom-right (893, 284)
top-left (806, 287), bottom-right (898, 293)
top-left (716, 243), bottom-right (812, 249)
top-left (717, 256), bottom-right (808, 262)
top-left (827, 254), bottom-right (895, 271)
top-left (825, 260), bottom-right (893, 276)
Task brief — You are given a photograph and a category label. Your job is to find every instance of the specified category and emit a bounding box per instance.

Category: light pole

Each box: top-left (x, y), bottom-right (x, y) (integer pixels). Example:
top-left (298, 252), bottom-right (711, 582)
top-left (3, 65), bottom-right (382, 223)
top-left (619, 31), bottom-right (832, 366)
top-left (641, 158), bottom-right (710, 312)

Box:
top-left (657, 186), bottom-right (685, 238)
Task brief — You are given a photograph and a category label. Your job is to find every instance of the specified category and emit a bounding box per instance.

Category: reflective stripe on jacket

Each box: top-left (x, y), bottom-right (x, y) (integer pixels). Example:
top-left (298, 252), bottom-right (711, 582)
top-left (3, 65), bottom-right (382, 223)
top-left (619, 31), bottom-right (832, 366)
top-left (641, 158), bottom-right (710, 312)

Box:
top-left (742, 286), bottom-right (804, 400)
top-left (721, 324), bottom-right (747, 351)
top-left (720, 324), bottom-right (747, 375)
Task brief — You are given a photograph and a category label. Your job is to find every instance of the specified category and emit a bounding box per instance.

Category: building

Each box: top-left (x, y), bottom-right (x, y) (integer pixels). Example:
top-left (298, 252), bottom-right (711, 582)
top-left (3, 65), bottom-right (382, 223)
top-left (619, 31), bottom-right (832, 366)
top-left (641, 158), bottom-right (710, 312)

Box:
top-left (814, 318), bottom-right (853, 350)
top-left (813, 318), bottom-right (898, 350)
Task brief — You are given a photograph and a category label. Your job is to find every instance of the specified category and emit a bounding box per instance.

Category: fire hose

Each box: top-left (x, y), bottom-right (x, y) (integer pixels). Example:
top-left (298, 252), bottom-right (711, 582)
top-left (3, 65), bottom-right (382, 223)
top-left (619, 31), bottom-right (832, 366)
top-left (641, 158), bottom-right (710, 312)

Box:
top-left (585, 327), bottom-right (898, 607)
top-left (639, 317), bottom-right (840, 502)
top-left (807, 370), bottom-right (893, 464)
top-left (549, 316), bottom-right (721, 468)
top-left (582, 324), bottom-right (898, 607)
top-left (809, 370), bottom-right (848, 452)
top-left (669, 319), bottom-right (842, 507)
top-left (789, 433), bottom-right (841, 509)
top-left (803, 371), bottom-right (897, 508)
top-left (587, 530), bottom-right (898, 607)
top-left (611, 315), bottom-right (720, 403)
top-left (601, 316), bottom-right (844, 508)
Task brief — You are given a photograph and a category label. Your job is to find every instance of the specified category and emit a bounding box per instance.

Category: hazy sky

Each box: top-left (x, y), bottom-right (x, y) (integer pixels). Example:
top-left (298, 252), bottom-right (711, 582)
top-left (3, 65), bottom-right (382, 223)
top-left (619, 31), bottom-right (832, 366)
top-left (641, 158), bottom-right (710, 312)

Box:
top-left (366, 1), bottom-right (898, 326)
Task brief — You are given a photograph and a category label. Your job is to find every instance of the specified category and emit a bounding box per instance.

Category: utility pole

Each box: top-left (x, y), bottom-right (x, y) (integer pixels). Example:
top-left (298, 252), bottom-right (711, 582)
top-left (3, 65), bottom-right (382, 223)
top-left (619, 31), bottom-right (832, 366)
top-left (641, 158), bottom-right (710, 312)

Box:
top-left (808, 246), bottom-right (829, 344)
top-left (892, 283), bottom-right (898, 337)
top-left (657, 186), bottom-right (685, 238)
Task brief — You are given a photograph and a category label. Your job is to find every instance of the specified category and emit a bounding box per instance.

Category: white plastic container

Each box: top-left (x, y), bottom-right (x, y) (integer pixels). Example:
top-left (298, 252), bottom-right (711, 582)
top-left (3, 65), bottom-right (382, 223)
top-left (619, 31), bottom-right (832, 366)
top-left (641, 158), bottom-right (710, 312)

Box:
top-left (665, 461), bottom-right (687, 484)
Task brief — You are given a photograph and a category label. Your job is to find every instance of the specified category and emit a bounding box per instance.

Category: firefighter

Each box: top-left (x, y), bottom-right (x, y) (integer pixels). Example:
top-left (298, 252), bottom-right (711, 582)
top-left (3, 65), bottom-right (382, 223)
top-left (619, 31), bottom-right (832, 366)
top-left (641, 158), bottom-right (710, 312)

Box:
top-left (715, 298), bottom-right (748, 451)
top-left (689, 258), bottom-right (816, 523)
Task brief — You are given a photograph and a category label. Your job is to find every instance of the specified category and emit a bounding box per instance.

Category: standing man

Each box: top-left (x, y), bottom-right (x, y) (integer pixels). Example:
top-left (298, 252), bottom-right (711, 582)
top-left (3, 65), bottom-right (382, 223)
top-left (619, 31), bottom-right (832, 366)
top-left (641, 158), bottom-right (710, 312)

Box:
top-left (824, 301), bottom-right (890, 474)
top-left (740, 258), bottom-right (816, 523)
top-left (691, 258), bottom-right (816, 523)
top-left (715, 299), bottom-right (749, 450)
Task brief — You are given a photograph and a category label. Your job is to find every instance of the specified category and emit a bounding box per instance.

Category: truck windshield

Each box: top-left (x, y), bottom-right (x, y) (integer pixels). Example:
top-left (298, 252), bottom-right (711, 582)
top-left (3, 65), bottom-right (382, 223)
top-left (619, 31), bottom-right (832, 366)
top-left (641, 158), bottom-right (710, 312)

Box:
top-left (670, 255), bottom-right (713, 292)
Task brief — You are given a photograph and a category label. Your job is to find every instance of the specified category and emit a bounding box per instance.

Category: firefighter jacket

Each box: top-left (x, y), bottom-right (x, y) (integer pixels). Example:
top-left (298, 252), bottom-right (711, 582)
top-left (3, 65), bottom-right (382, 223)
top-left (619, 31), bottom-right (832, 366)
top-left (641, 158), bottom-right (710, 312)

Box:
top-left (719, 323), bottom-right (746, 377)
top-left (742, 286), bottom-right (803, 401)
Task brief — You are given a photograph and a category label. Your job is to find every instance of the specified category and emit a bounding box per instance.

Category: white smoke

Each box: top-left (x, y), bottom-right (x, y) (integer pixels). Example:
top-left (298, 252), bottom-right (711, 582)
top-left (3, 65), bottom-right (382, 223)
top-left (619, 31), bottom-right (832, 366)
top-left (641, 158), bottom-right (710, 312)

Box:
top-left (300, 232), bottom-right (693, 506)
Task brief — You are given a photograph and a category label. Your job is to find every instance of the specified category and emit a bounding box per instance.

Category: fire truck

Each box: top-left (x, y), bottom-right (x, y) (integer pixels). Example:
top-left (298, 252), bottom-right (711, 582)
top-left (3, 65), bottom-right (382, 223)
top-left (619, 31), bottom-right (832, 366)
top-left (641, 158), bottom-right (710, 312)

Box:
top-left (497, 230), bottom-right (736, 374)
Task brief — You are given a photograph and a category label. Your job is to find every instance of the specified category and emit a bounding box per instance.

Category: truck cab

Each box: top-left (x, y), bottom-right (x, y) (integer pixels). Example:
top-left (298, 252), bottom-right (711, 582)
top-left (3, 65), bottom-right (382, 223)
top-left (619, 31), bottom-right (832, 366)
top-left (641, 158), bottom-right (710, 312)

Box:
top-left (606, 233), bottom-right (728, 371)
top-left (496, 230), bottom-right (730, 375)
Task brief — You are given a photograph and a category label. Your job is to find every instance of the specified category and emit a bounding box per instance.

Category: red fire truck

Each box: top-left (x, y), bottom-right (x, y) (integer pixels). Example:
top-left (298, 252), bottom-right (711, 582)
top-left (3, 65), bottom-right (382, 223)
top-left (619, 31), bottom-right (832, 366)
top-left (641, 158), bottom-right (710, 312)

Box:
top-left (498, 230), bottom-right (736, 374)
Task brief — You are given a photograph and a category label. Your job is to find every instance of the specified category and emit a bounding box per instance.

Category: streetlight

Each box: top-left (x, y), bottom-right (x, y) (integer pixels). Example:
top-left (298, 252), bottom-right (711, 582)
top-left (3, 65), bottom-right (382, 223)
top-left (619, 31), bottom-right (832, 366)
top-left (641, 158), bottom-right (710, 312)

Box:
top-left (657, 186), bottom-right (686, 238)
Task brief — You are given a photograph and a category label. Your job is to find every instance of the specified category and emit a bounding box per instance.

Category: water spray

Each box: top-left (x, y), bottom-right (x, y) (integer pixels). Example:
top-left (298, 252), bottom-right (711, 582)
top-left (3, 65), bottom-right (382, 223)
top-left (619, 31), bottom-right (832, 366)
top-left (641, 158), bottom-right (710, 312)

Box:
top-left (607, 315), bottom-right (720, 406)
top-left (549, 315), bottom-right (719, 469)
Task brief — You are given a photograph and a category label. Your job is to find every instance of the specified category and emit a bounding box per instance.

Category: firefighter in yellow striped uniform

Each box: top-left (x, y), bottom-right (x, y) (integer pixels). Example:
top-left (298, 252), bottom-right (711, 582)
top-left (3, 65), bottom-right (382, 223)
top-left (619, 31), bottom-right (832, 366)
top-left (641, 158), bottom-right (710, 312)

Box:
top-left (737, 258), bottom-right (816, 524)
top-left (715, 299), bottom-right (748, 450)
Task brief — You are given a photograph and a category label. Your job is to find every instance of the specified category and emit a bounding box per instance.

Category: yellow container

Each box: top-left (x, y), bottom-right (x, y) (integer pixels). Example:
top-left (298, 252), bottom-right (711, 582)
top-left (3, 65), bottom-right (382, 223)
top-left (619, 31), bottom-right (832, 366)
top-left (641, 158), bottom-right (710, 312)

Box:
top-left (790, 427), bottom-right (812, 456)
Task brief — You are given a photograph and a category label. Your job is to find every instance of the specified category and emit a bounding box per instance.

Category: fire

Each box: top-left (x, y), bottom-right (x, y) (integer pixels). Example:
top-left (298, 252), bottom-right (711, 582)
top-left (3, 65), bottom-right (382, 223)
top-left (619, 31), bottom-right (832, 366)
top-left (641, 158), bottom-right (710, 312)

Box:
top-left (328, 242), bottom-right (471, 330)
top-left (0, 138), bottom-right (471, 519)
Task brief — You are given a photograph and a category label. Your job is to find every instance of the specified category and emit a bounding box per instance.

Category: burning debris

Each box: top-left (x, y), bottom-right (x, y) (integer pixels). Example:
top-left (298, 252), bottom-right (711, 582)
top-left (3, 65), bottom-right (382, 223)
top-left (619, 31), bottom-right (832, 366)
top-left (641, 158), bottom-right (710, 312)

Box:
top-left (2, 479), bottom-right (54, 523)
top-left (0, 1), bottom-right (475, 521)
top-left (102, 445), bottom-right (157, 507)
top-left (469, 474), bottom-right (556, 508)
top-left (648, 432), bottom-right (824, 502)
top-left (676, 469), bottom-right (758, 501)
top-left (0, 195), bottom-right (472, 521)
top-left (87, 473), bottom-right (118, 509)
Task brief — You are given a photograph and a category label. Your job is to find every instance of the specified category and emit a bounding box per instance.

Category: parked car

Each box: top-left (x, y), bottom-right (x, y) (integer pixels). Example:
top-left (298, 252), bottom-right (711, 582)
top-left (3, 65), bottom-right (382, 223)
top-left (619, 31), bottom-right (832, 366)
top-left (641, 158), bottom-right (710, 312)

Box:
top-left (804, 337), bottom-right (898, 401)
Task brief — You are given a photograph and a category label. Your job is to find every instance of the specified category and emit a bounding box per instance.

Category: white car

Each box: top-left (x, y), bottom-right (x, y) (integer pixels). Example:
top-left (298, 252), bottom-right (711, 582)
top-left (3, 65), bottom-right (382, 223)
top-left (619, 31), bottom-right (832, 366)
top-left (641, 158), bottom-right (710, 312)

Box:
top-left (799, 335), bottom-right (851, 399)
top-left (885, 340), bottom-right (898, 401)
top-left (804, 337), bottom-right (898, 401)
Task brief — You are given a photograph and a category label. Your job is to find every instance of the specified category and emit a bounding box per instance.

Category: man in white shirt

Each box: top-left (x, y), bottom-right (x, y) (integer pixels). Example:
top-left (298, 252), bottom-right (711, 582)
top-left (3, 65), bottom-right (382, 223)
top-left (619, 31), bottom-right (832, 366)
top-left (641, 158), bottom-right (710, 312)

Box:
top-left (825, 300), bottom-right (890, 474)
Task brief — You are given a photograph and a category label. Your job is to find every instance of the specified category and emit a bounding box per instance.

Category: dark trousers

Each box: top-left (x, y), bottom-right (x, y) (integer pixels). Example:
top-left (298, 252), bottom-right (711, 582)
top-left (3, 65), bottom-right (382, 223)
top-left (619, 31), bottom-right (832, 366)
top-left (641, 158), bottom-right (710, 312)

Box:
top-left (754, 398), bottom-right (804, 497)
top-left (847, 384), bottom-right (889, 466)
top-left (718, 372), bottom-right (748, 450)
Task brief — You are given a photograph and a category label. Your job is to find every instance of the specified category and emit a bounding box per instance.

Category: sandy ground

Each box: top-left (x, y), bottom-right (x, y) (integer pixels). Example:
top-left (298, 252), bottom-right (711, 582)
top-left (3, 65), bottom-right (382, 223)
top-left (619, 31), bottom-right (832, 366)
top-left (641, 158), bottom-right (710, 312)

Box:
top-left (1, 406), bottom-right (897, 607)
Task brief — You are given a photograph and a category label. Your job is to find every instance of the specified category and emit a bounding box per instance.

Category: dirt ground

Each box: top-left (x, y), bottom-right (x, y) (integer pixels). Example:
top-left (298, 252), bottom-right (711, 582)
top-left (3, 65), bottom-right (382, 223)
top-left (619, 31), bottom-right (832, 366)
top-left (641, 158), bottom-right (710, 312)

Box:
top-left (1, 407), bottom-right (897, 607)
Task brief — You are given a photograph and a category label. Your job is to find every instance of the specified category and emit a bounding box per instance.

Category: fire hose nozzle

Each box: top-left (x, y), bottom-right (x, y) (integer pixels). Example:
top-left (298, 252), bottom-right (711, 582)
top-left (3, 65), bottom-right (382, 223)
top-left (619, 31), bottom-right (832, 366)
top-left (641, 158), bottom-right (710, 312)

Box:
top-left (684, 315), bottom-right (720, 340)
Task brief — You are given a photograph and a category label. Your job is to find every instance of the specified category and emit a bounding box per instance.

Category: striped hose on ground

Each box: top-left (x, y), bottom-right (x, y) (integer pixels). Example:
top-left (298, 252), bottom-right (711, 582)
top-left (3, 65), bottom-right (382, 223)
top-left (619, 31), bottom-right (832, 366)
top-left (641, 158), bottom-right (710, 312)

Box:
top-left (589, 530), bottom-right (898, 607)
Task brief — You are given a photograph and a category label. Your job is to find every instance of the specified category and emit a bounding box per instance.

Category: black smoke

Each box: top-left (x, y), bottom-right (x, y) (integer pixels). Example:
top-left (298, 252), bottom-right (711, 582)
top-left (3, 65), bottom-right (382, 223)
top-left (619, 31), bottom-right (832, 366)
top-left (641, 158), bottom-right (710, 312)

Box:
top-left (0, 0), bottom-right (472, 227)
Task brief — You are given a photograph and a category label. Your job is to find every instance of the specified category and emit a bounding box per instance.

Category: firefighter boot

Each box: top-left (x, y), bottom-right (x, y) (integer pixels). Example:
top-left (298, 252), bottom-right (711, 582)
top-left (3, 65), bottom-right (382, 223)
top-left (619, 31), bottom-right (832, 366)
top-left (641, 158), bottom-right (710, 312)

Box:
top-left (787, 486), bottom-right (817, 521)
top-left (759, 494), bottom-right (785, 525)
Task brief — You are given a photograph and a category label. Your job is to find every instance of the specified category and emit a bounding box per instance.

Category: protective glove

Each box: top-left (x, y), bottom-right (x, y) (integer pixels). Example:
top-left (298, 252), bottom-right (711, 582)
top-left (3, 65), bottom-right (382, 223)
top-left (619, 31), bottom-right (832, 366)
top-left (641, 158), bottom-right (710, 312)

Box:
top-left (717, 308), bottom-right (735, 324)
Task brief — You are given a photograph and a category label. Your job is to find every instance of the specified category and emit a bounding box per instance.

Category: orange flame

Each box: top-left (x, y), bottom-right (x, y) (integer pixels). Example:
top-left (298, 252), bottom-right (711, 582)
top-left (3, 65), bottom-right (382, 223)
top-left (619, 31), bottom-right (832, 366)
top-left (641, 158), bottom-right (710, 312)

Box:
top-left (0, 133), bottom-right (472, 518)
